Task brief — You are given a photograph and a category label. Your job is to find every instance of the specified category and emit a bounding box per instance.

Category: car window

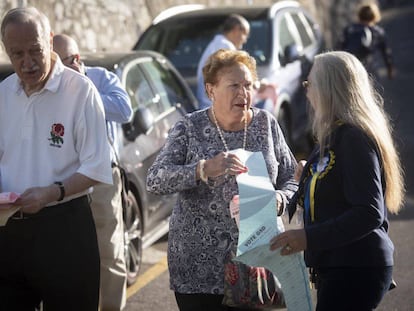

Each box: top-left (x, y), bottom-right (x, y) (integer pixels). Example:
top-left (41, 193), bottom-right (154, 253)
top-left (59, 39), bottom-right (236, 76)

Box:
top-left (244, 20), bottom-right (272, 65)
top-left (277, 15), bottom-right (296, 59)
top-left (124, 63), bottom-right (159, 118)
top-left (291, 12), bottom-right (313, 48)
top-left (140, 59), bottom-right (189, 113)
top-left (302, 13), bottom-right (320, 46)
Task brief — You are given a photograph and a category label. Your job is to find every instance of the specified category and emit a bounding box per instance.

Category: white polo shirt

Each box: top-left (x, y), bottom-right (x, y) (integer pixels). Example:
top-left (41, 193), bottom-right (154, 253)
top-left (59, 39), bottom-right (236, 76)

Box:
top-left (196, 34), bottom-right (236, 109)
top-left (0, 55), bottom-right (112, 201)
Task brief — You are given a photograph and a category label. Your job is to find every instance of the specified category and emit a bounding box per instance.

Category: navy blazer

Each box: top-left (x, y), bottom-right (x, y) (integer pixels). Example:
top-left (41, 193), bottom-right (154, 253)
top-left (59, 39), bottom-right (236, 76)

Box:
top-left (293, 124), bottom-right (394, 268)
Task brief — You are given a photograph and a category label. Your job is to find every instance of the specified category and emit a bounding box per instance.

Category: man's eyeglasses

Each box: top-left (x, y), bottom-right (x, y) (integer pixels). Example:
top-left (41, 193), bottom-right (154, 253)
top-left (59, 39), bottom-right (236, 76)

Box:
top-left (61, 54), bottom-right (76, 65)
top-left (302, 80), bottom-right (310, 89)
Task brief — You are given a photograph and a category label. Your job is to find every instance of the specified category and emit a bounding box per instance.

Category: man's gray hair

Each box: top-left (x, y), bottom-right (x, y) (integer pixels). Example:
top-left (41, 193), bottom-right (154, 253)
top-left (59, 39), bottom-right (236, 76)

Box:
top-left (1, 7), bottom-right (51, 42)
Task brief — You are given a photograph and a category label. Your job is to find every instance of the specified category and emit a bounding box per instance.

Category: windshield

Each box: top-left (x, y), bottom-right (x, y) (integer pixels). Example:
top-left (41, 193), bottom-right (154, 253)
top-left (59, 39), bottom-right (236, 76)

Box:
top-left (136, 17), bottom-right (271, 75)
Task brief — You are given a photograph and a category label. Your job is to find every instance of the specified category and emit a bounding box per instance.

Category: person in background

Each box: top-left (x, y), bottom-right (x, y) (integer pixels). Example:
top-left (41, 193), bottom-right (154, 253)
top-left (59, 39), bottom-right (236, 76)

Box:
top-left (270, 51), bottom-right (404, 311)
top-left (147, 49), bottom-right (298, 310)
top-left (0, 7), bottom-right (112, 310)
top-left (53, 34), bottom-right (133, 311)
top-left (340, 2), bottom-right (394, 79)
top-left (196, 14), bottom-right (250, 109)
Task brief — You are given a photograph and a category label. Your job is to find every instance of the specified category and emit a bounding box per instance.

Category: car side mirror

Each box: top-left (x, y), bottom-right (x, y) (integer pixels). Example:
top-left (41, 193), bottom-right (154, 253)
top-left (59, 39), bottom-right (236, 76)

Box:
top-left (122, 106), bottom-right (154, 141)
top-left (281, 44), bottom-right (302, 66)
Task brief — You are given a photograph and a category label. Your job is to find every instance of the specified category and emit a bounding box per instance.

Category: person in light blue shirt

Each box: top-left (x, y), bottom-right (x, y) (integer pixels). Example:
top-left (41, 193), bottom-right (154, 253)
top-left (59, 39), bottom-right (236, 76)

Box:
top-left (196, 14), bottom-right (250, 109)
top-left (53, 34), bottom-right (132, 311)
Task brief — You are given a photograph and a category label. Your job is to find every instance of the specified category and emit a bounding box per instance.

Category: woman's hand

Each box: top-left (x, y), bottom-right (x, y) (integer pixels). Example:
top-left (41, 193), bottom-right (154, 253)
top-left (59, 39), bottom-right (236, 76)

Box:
top-left (204, 152), bottom-right (248, 178)
top-left (269, 229), bottom-right (307, 255)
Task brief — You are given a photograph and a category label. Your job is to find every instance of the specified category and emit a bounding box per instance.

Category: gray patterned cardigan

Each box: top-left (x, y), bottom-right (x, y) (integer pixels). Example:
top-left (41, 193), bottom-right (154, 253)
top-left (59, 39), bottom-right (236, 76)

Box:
top-left (146, 107), bottom-right (298, 294)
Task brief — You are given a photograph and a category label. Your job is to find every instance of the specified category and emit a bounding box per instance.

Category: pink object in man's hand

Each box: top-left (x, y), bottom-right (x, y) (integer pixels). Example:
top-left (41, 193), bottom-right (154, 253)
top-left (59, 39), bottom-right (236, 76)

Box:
top-left (0, 192), bottom-right (20, 205)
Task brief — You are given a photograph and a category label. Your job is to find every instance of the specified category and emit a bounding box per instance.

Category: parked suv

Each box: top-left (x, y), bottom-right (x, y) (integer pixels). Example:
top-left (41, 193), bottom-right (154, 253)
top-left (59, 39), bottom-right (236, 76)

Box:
top-left (0, 50), bottom-right (197, 285)
top-left (133, 1), bottom-right (324, 153)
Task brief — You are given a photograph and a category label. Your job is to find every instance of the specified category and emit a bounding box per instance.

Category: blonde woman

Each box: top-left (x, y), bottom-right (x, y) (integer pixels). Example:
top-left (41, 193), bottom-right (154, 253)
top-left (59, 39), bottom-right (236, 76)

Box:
top-left (270, 51), bottom-right (404, 310)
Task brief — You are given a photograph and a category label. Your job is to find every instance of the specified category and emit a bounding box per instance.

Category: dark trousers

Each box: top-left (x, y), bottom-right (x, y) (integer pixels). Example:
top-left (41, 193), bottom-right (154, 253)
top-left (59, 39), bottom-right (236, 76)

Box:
top-left (174, 292), bottom-right (262, 311)
top-left (0, 196), bottom-right (100, 311)
top-left (315, 266), bottom-right (393, 311)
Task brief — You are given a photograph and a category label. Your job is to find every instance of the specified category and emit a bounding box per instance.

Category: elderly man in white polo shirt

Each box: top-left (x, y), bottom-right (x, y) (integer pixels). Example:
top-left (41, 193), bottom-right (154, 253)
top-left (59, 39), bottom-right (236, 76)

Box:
top-left (0, 7), bottom-right (112, 310)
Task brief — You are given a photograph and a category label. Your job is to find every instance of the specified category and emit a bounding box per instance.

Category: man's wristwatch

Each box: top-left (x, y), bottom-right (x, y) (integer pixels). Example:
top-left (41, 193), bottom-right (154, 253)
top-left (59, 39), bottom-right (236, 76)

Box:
top-left (54, 181), bottom-right (65, 201)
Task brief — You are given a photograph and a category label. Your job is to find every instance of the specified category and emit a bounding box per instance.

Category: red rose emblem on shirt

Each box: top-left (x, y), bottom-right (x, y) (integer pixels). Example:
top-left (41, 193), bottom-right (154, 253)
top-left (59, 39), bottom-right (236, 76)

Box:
top-left (52, 123), bottom-right (64, 137)
top-left (49, 123), bottom-right (64, 146)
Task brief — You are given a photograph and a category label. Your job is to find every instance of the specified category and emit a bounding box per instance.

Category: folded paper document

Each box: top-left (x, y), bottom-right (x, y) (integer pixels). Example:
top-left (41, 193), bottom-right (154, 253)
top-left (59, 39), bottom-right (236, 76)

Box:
top-left (229, 149), bottom-right (313, 311)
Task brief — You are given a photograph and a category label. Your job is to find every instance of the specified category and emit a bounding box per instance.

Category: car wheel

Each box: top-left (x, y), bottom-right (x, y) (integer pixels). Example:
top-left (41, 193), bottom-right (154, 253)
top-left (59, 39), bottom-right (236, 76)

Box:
top-left (277, 106), bottom-right (292, 145)
top-left (123, 189), bottom-right (143, 286)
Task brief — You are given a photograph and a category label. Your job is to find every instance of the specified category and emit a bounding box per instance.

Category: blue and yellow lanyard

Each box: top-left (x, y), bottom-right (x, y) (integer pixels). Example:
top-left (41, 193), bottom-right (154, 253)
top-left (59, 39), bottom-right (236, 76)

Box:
top-left (304, 171), bottom-right (320, 222)
top-left (304, 150), bottom-right (335, 223)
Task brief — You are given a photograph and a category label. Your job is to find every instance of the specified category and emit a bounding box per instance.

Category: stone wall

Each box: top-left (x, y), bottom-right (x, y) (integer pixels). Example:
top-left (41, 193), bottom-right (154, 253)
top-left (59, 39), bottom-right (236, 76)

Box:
top-left (0, 0), bottom-right (372, 62)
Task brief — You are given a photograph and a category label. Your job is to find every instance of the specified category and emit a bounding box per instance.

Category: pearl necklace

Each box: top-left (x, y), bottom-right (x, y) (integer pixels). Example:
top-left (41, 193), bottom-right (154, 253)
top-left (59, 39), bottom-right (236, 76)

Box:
top-left (211, 107), bottom-right (248, 151)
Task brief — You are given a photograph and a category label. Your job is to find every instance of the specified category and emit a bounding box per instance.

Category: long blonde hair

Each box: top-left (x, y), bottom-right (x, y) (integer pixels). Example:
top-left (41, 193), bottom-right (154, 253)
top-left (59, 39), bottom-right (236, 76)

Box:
top-left (310, 51), bottom-right (404, 213)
